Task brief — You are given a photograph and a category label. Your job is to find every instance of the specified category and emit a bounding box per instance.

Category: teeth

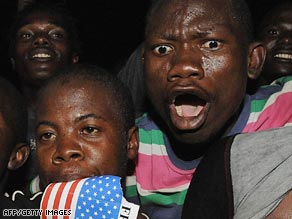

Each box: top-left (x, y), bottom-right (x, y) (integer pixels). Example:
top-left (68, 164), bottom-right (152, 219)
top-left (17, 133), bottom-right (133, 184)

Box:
top-left (175, 105), bottom-right (182, 116)
top-left (274, 53), bottom-right (292, 60)
top-left (33, 53), bottom-right (51, 58)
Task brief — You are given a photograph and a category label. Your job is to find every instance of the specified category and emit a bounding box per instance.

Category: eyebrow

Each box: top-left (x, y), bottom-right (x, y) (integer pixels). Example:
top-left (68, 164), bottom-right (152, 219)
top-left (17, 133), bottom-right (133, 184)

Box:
top-left (36, 114), bottom-right (105, 129)
top-left (161, 29), bottom-right (213, 42)
top-left (36, 120), bottom-right (57, 129)
top-left (162, 33), bottom-right (178, 41)
top-left (74, 114), bottom-right (105, 123)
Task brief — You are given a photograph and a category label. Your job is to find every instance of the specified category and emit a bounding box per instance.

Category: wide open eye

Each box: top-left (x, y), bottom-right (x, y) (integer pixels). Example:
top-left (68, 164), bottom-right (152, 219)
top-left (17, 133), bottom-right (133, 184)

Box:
top-left (152, 45), bottom-right (174, 55)
top-left (201, 40), bottom-right (221, 50)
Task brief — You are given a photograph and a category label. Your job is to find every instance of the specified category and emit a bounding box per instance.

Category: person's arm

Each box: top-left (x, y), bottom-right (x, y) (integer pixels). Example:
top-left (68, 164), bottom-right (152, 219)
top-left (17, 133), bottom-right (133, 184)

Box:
top-left (266, 189), bottom-right (292, 219)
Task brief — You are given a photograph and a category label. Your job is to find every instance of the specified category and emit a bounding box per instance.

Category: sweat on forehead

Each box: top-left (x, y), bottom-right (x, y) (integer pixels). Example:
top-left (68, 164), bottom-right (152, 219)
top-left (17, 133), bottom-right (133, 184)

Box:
top-left (145, 0), bottom-right (253, 43)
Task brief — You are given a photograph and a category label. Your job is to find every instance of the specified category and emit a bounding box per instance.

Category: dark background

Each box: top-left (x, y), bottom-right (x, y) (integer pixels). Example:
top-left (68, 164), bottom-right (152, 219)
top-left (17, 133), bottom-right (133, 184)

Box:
top-left (0, 0), bottom-right (279, 82)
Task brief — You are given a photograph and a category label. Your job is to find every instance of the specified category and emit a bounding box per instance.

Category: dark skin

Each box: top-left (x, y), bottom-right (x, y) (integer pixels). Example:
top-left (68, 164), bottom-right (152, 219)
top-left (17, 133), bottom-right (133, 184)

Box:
top-left (12, 10), bottom-right (79, 105)
top-left (0, 112), bottom-right (29, 194)
top-left (266, 189), bottom-right (292, 219)
top-left (143, 0), bottom-right (265, 159)
top-left (35, 79), bottom-right (138, 191)
top-left (256, 2), bottom-right (292, 85)
top-left (0, 113), bottom-right (15, 181)
top-left (0, 105), bottom-right (29, 195)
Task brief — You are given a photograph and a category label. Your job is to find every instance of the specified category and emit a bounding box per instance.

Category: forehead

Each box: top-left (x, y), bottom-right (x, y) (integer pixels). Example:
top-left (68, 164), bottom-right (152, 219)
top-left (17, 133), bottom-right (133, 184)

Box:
top-left (18, 10), bottom-right (65, 29)
top-left (45, 79), bottom-right (113, 102)
top-left (42, 79), bottom-right (117, 112)
top-left (264, 4), bottom-right (292, 24)
top-left (147, 0), bottom-right (235, 36)
top-left (38, 78), bottom-right (118, 120)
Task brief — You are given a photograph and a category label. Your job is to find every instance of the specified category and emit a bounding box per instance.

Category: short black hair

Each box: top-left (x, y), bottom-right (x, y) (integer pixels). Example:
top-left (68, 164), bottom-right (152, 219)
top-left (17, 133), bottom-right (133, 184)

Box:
top-left (145, 0), bottom-right (254, 44)
top-left (37, 63), bottom-right (135, 133)
top-left (0, 77), bottom-right (28, 147)
top-left (8, 1), bottom-right (82, 58)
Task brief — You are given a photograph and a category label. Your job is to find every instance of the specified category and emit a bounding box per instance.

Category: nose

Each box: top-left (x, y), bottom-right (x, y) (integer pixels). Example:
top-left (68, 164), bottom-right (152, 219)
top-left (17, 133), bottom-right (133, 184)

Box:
top-left (278, 30), bottom-right (292, 44)
top-left (32, 33), bottom-right (50, 47)
top-left (167, 47), bottom-right (204, 81)
top-left (52, 137), bottom-right (84, 164)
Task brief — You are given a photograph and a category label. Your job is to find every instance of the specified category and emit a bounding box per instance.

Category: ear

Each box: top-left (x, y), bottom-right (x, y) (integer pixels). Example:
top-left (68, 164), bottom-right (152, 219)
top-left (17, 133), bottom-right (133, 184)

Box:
top-left (7, 143), bottom-right (30, 171)
top-left (127, 126), bottom-right (139, 160)
top-left (247, 41), bottom-right (266, 80)
top-left (72, 53), bottom-right (79, 64)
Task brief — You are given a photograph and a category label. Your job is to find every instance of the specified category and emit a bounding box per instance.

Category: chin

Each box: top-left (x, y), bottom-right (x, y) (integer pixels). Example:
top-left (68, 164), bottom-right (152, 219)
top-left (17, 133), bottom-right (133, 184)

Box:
top-left (34, 72), bottom-right (55, 81)
top-left (48, 174), bottom-right (92, 185)
top-left (170, 127), bottom-right (210, 144)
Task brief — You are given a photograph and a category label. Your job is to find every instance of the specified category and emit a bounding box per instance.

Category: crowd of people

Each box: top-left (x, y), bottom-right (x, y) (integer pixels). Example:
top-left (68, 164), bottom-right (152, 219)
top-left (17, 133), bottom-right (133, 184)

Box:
top-left (0, 0), bottom-right (291, 219)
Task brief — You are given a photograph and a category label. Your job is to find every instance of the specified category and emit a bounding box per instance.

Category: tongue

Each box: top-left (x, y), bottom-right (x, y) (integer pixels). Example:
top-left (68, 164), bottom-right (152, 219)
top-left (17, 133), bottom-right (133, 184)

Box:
top-left (179, 105), bottom-right (204, 117)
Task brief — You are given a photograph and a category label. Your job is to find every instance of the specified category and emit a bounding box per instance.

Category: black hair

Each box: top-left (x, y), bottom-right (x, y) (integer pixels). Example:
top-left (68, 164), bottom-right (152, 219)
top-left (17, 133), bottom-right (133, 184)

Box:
top-left (37, 63), bottom-right (135, 133)
top-left (0, 77), bottom-right (28, 147)
top-left (145, 0), bottom-right (254, 44)
top-left (117, 43), bottom-right (149, 118)
top-left (8, 1), bottom-right (82, 58)
top-left (229, 0), bottom-right (254, 43)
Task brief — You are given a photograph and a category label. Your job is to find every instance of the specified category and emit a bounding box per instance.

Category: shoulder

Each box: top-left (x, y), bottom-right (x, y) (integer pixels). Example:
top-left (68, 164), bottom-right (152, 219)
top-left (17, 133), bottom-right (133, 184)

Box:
top-left (9, 190), bottom-right (42, 209)
top-left (182, 135), bottom-right (236, 219)
top-left (243, 76), bottom-right (292, 132)
top-left (136, 113), bottom-right (154, 128)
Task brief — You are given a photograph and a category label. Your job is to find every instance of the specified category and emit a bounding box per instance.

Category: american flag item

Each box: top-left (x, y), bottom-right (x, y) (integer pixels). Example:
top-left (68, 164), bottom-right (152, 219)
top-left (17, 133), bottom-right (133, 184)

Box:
top-left (40, 175), bottom-right (140, 219)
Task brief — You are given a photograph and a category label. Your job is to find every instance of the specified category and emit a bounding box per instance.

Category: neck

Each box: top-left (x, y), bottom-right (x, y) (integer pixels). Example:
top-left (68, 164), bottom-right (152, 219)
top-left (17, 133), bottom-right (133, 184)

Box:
top-left (168, 134), bottom-right (213, 161)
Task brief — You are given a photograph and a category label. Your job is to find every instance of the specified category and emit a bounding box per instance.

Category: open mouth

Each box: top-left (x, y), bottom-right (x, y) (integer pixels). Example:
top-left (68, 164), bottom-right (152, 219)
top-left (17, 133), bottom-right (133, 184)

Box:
top-left (174, 94), bottom-right (206, 118)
